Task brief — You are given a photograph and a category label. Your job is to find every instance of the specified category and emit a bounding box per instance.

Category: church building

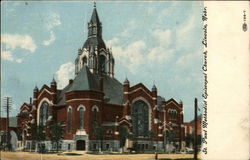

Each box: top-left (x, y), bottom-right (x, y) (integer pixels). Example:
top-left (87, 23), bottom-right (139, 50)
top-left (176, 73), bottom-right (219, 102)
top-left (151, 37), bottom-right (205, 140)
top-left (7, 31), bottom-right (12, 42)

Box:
top-left (17, 4), bottom-right (185, 152)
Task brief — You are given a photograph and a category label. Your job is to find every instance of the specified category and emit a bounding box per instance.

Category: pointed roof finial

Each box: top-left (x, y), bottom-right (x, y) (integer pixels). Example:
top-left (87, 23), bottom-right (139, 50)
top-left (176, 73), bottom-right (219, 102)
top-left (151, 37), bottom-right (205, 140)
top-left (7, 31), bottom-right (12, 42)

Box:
top-left (51, 75), bottom-right (57, 85)
top-left (94, 1), bottom-right (96, 8)
top-left (124, 77), bottom-right (129, 84)
top-left (34, 85), bottom-right (38, 91)
top-left (152, 81), bottom-right (157, 91)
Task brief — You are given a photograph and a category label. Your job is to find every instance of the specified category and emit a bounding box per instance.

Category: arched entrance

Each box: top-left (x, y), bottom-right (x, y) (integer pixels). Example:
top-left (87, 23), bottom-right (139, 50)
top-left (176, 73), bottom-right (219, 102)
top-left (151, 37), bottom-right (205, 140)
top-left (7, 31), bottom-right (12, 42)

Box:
top-left (76, 140), bottom-right (85, 150)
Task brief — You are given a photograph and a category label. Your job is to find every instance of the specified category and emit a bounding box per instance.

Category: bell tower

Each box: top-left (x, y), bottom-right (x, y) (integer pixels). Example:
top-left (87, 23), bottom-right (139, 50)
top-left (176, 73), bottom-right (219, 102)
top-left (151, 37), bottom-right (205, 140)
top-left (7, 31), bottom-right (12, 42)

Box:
top-left (75, 3), bottom-right (115, 78)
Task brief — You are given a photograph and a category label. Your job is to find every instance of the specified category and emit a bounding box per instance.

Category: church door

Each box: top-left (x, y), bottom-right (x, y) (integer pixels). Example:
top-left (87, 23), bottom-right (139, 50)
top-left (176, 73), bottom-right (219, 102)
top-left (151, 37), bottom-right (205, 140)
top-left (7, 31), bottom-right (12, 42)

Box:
top-left (76, 140), bottom-right (85, 151)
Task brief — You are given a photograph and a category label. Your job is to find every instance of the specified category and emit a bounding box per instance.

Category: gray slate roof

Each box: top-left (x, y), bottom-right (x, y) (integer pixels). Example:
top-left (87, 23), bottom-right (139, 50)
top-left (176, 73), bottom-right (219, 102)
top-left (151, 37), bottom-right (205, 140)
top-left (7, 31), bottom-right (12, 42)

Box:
top-left (157, 96), bottom-right (166, 111)
top-left (68, 65), bottom-right (100, 92)
top-left (90, 7), bottom-right (100, 24)
top-left (56, 65), bottom-right (124, 106)
top-left (102, 75), bottom-right (123, 105)
top-left (56, 82), bottom-right (73, 106)
top-left (83, 37), bottom-right (106, 50)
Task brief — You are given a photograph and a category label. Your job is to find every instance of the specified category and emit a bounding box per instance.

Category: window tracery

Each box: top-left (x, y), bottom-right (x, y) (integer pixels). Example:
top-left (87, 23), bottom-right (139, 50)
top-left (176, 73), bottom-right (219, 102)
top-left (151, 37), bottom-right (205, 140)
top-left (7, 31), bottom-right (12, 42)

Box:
top-left (39, 101), bottom-right (49, 126)
top-left (132, 100), bottom-right (149, 137)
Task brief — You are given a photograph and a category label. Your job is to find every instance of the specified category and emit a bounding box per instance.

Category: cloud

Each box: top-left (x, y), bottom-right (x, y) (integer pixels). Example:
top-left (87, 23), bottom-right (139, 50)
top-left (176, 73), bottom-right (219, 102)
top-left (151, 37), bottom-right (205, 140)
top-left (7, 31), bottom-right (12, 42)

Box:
top-left (45, 13), bottom-right (61, 30)
top-left (176, 15), bottom-right (196, 49)
top-left (176, 51), bottom-right (199, 66)
top-left (1, 34), bottom-right (36, 63)
top-left (55, 62), bottom-right (74, 89)
top-left (112, 40), bottom-right (146, 73)
top-left (109, 31), bottom-right (173, 73)
top-left (1, 34), bottom-right (37, 52)
top-left (43, 31), bottom-right (55, 46)
top-left (42, 13), bottom-right (61, 46)
top-left (106, 2), bottom-right (201, 76)
top-left (147, 46), bottom-right (173, 62)
top-left (106, 37), bottom-right (120, 47)
top-left (1, 50), bottom-right (22, 63)
top-left (152, 29), bottom-right (172, 45)
top-left (147, 29), bottom-right (174, 61)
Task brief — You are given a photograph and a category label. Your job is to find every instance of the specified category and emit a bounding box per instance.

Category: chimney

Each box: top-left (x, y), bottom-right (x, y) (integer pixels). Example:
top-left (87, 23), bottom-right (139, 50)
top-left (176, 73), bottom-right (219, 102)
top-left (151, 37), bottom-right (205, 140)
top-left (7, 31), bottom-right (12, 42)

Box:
top-left (30, 97), bottom-right (32, 105)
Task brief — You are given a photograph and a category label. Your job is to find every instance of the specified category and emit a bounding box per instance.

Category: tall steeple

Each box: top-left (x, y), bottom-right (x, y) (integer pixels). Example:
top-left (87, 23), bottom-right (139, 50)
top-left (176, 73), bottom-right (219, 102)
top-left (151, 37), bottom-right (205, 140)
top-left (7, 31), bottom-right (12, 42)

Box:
top-left (75, 3), bottom-right (115, 78)
top-left (87, 3), bottom-right (102, 38)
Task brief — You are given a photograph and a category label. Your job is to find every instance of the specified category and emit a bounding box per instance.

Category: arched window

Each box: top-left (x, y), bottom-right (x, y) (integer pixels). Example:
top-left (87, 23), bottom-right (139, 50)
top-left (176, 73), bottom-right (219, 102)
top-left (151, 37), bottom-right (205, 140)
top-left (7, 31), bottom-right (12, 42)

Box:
top-left (68, 107), bottom-right (72, 133)
top-left (82, 56), bottom-right (87, 66)
top-left (99, 55), bottom-right (106, 73)
top-left (132, 100), bottom-right (149, 137)
top-left (168, 110), bottom-right (171, 120)
top-left (93, 108), bottom-right (97, 122)
top-left (92, 106), bottom-right (99, 122)
top-left (171, 110), bottom-right (174, 120)
top-left (89, 56), bottom-right (94, 68)
top-left (93, 27), bottom-right (97, 35)
top-left (79, 107), bottom-right (84, 130)
top-left (39, 101), bottom-right (49, 126)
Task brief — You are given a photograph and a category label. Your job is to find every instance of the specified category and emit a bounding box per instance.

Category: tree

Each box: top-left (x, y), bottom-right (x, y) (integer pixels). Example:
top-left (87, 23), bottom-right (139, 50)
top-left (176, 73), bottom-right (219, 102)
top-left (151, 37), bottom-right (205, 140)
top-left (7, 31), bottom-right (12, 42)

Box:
top-left (120, 126), bottom-right (132, 153)
top-left (185, 134), bottom-right (193, 148)
top-left (93, 122), bottom-right (104, 151)
top-left (148, 130), bottom-right (156, 150)
top-left (31, 125), bottom-right (46, 153)
top-left (119, 126), bottom-right (129, 149)
top-left (49, 122), bottom-right (64, 152)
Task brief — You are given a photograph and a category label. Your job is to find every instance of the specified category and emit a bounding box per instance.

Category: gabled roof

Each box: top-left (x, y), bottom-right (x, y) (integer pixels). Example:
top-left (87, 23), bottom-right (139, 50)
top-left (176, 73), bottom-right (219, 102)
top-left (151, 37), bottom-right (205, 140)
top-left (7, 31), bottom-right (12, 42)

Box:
top-left (130, 83), bottom-right (152, 96)
top-left (68, 65), bottom-right (100, 92)
top-left (165, 98), bottom-right (180, 106)
top-left (20, 103), bottom-right (31, 111)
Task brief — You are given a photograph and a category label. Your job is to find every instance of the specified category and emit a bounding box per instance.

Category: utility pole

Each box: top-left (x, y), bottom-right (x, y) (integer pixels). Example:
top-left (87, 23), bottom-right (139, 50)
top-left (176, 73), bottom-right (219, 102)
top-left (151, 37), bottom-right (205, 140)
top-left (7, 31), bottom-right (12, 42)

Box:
top-left (194, 98), bottom-right (198, 160)
top-left (3, 97), bottom-right (12, 151)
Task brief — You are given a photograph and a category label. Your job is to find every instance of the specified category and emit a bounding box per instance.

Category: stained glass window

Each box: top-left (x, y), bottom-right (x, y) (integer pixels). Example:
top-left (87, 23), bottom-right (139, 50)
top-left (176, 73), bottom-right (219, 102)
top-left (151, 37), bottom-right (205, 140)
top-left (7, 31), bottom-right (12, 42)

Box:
top-left (79, 107), bottom-right (84, 130)
top-left (39, 102), bottom-right (49, 126)
top-left (132, 100), bottom-right (149, 137)
top-left (93, 108), bottom-right (97, 122)
top-left (68, 107), bottom-right (72, 133)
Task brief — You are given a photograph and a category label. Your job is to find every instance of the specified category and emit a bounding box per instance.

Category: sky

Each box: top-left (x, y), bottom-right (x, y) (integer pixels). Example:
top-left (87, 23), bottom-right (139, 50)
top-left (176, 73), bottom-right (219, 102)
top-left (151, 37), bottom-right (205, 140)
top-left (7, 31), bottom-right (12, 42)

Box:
top-left (1, 1), bottom-right (204, 122)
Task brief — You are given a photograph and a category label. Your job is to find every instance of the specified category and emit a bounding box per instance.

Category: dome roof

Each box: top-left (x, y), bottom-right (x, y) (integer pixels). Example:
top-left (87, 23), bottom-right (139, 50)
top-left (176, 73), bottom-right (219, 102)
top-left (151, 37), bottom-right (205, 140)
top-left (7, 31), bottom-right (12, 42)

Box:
top-left (83, 36), bottom-right (106, 50)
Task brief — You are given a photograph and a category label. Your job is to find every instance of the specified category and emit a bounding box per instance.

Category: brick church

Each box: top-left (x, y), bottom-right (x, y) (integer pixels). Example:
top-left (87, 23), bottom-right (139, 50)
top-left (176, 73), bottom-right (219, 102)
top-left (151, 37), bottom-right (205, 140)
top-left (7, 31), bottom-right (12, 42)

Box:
top-left (18, 4), bottom-right (185, 152)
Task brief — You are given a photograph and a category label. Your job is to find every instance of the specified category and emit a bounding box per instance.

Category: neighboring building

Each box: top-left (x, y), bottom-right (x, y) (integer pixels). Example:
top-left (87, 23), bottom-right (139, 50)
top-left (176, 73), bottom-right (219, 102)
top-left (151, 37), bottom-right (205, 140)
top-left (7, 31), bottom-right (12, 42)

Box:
top-left (184, 115), bottom-right (202, 148)
top-left (17, 5), bottom-right (185, 152)
top-left (0, 117), bottom-right (19, 151)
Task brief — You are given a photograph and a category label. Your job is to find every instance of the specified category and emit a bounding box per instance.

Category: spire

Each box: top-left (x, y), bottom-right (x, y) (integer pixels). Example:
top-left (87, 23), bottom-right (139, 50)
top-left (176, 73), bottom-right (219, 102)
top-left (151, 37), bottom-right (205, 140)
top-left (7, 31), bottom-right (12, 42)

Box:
top-left (84, 2), bottom-right (105, 47)
top-left (51, 77), bottom-right (57, 86)
top-left (124, 77), bottom-right (129, 84)
top-left (152, 84), bottom-right (157, 91)
top-left (90, 3), bottom-right (100, 25)
top-left (34, 85), bottom-right (38, 91)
